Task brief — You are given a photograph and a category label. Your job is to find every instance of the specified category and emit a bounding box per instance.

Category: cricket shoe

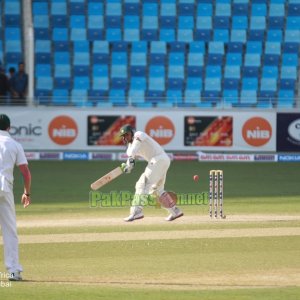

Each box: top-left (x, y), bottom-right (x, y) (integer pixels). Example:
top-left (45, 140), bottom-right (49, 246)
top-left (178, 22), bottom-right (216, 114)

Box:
top-left (165, 207), bottom-right (184, 221)
top-left (9, 271), bottom-right (22, 281)
top-left (124, 213), bottom-right (144, 222)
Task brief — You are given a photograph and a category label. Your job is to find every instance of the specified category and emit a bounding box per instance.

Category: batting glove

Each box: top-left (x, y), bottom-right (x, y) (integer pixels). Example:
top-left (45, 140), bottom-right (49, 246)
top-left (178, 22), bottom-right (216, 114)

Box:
top-left (121, 157), bottom-right (135, 174)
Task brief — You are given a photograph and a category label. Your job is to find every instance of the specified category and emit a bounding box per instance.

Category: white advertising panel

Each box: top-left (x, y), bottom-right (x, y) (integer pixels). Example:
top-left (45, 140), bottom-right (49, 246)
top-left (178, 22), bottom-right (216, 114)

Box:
top-left (0, 108), bottom-right (276, 152)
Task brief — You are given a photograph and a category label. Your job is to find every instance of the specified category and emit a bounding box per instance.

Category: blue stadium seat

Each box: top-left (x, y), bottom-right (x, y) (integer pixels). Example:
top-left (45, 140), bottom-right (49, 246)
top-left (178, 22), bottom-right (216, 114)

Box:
top-left (168, 66), bottom-right (184, 79)
top-left (277, 90), bottom-right (295, 108)
top-left (267, 30), bottom-right (283, 42)
top-left (251, 4), bottom-right (267, 16)
top-left (74, 77), bottom-right (90, 89)
top-left (148, 77), bottom-right (165, 92)
top-left (124, 16), bottom-right (139, 29)
top-left (141, 29), bottom-right (158, 41)
top-left (184, 90), bottom-right (201, 104)
top-left (74, 53), bottom-right (90, 66)
top-left (196, 16), bottom-right (212, 29)
top-left (71, 90), bottom-right (88, 106)
top-left (230, 30), bottom-right (247, 43)
top-left (224, 66), bottom-right (240, 79)
top-left (284, 30), bottom-right (300, 43)
top-left (281, 67), bottom-right (297, 79)
top-left (160, 16), bottom-right (176, 28)
top-left (244, 54), bottom-right (261, 66)
top-left (262, 66), bottom-right (278, 78)
top-left (232, 16), bottom-right (248, 29)
top-left (240, 90), bottom-right (257, 105)
top-left (88, 2), bottom-right (104, 16)
top-left (51, 3), bottom-right (67, 15)
top-left (223, 90), bottom-right (239, 108)
top-left (260, 78), bottom-right (277, 92)
top-left (215, 3), bottom-right (231, 16)
top-left (233, 3), bottom-right (248, 16)
top-left (33, 15), bottom-right (49, 28)
top-left (206, 66), bottom-right (222, 78)
top-left (54, 78), bottom-right (71, 89)
top-left (169, 53), bottom-right (185, 65)
top-left (93, 64), bottom-right (108, 77)
top-left (246, 42), bottom-right (262, 54)
top-left (33, 2), bottom-right (48, 15)
top-left (214, 16), bottom-right (230, 29)
top-left (227, 42), bottom-right (243, 53)
top-left (35, 64), bottom-right (51, 77)
top-left (242, 78), bottom-right (258, 90)
top-left (282, 54), bottom-right (299, 66)
top-left (189, 41), bottom-right (205, 53)
top-left (286, 17), bottom-right (300, 29)
top-left (185, 77), bottom-right (202, 90)
top-left (280, 79), bottom-right (296, 90)
top-left (51, 15), bottom-right (67, 27)
top-left (124, 2), bottom-right (140, 15)
top-left (5, 28), bottom-right (21, 40)
top-left (55, 64), bottom-right (71, 77)
top-left (54, 52), bottom-right (70, 64)
top-left (109, 89), bottom-right (126, 105)
top-left (36, 77), bottom-right (53, 90)
top-left (283, 42), bottom-right (299, 53)
top-left (130, 77), bottom-right (146, 90)
top-left (160, 3), bottom-right (176, 17)
top-left (70, 15), bottom-right (86, 28)
top-left (223, 78), bottom-right (240, 89)
top-left (129, 90), bottom-right (145, 105)
top-left (197, 4), bottom-right (213, 16)
top-left (226, 53), bottom-right (242, 65)
top-left (250, 16), bottom-right (266, 30)
top-left (160, 29), bottom-right (176, 41)
top-left (269, 17), bottom-right (284, 29)
top-left (166, 90), bottom-right (183, 105)
top-left (92, 77), bottom-right (109, 91)
top-left (288, 4), bottom-right (300, 16)
top-left (142, 3), bottom-right (158, 16)
top-left (52, 89), bottom-right (70, 106)
top-left (178, 3), bottom-right (195, 16)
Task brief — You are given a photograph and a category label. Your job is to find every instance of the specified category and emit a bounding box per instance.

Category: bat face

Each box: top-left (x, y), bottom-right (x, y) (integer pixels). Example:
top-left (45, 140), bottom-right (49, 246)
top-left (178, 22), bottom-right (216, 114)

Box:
top-left (90, 166), bottom-right (123, 190)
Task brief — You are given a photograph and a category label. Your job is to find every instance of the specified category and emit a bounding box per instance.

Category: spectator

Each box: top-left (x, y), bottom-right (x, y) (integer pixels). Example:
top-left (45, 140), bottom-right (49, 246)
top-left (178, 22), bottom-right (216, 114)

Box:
top-left (10, 62), bottom-right (28, 105)
top-left (8, 67), bottom-right (16, 99)
top-left (0, 67), bottom-right (10, 104)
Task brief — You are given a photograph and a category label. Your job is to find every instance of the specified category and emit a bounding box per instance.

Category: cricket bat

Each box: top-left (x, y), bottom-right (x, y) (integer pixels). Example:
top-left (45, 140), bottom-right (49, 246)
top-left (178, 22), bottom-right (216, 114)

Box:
top-left (90, 166), bottom-right (123, 190)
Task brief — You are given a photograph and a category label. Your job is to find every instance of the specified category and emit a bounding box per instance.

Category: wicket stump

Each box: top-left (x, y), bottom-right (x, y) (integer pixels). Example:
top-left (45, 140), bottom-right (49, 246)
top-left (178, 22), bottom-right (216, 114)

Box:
top-left (209, 170), bottom-right (225, 219)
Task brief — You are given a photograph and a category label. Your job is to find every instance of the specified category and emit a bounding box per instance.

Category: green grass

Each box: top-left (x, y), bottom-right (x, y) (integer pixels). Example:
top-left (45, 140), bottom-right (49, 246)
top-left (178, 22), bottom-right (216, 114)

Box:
top-left (1, 161), bottom-right (299, 299)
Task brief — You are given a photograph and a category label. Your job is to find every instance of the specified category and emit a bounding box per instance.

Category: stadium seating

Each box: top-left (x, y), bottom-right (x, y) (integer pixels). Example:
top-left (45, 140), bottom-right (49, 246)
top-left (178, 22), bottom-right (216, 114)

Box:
top-left (27, 0), bottom-right (300, 107)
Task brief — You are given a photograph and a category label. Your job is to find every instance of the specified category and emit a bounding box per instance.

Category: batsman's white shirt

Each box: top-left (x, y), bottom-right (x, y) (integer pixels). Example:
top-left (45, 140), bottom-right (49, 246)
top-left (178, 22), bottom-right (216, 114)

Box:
top-left (126, 131), bottom-right (170, 195)
top-left (0, 130), bottom-right (28, 192)
top-left (126, 131), bottom-right (164, 161)
top-left (0, 130), bottom-right (27, 273)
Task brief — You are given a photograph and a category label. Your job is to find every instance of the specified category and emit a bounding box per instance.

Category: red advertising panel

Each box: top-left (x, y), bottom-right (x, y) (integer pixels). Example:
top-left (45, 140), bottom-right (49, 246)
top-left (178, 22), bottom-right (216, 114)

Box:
top-left (87, 115), bottom-right (136, 146)
top-left (184, 116), bottom-right (233, 147)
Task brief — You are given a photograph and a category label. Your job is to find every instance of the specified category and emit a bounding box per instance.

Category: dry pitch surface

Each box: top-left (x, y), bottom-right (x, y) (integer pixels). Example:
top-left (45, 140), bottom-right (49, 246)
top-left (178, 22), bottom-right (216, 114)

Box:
top-left (2, 214), bottom-right (298, 291)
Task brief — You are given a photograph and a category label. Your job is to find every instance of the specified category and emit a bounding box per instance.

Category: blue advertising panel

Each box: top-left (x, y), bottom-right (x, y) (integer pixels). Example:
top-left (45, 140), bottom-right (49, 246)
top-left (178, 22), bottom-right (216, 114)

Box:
top-left (277, 113), bottom-right (300, 152)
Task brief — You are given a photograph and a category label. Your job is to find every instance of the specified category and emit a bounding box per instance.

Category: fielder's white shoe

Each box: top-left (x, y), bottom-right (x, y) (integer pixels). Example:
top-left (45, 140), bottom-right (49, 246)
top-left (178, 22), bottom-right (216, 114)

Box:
top-left (124, 206), bottom-right (144, 222)
top-left (165, 207), bottom-right (184, 221)
top-left (9, 271), bottom-right (22, 281)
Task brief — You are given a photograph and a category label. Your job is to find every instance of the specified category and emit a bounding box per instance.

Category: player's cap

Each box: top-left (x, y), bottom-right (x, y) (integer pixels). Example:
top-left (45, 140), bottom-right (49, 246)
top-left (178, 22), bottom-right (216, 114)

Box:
top-left (119, 124), bottom-right (134, 136)
top-left (0, 114), bottom-right (10, 130)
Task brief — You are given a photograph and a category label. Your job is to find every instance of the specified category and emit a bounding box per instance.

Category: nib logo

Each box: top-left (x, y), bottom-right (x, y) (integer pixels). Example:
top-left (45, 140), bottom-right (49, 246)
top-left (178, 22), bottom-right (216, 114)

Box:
top-left (145, 116), bottom-right (175, 145)
top-left (242, 117), bottom-right (272, 147)
top-left (48, 116), bottom-right (78, 145)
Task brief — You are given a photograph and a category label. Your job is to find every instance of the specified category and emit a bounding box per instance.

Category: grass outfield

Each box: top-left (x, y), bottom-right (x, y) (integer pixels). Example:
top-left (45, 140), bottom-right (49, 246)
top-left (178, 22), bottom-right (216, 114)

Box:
top-left (0, 161), bottom-right (299, 299)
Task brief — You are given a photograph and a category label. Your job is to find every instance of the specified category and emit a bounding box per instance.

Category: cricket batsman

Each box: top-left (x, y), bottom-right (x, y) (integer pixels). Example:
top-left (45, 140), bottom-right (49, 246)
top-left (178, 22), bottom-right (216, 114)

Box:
top-left (119, 124), bottom-right (183, 222)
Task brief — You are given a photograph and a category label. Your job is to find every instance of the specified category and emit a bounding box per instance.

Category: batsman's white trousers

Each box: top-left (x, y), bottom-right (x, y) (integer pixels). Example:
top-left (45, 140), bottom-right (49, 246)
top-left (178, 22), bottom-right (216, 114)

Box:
top-left (0, 190), bottom-right (22, 273)
top-left (135, 153), bottom-right (170, 196)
